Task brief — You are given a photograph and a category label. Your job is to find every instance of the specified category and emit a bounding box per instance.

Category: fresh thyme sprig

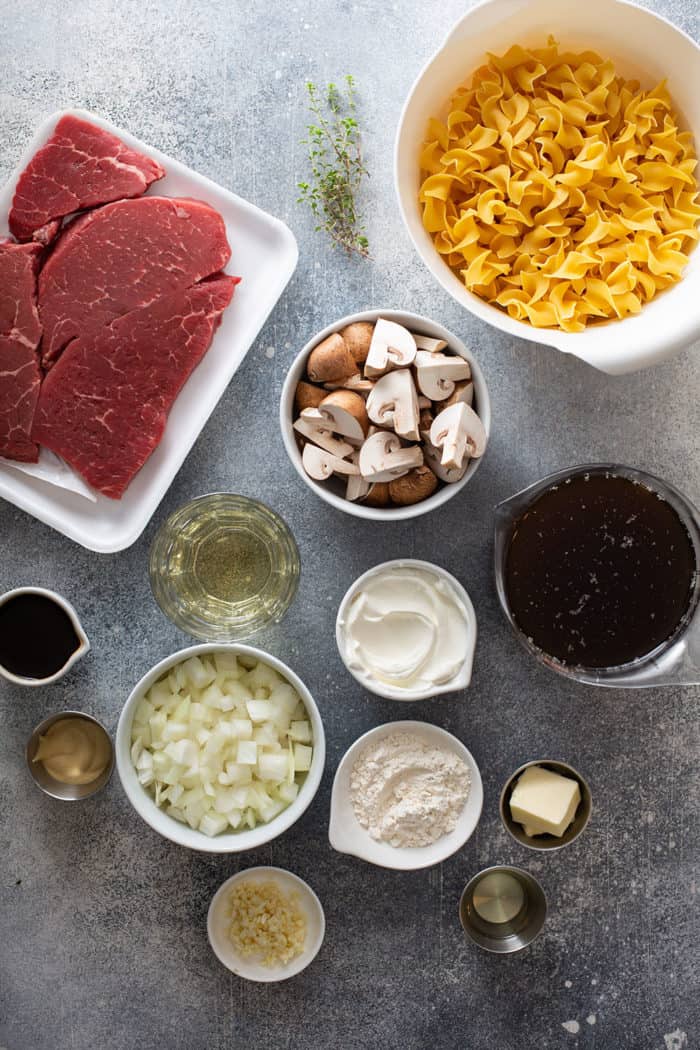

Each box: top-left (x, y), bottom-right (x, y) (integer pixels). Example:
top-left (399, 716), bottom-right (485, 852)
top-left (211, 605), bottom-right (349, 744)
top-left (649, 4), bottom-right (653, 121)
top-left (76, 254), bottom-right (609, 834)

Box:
top-left (298, 75), bottom-right (370, 258)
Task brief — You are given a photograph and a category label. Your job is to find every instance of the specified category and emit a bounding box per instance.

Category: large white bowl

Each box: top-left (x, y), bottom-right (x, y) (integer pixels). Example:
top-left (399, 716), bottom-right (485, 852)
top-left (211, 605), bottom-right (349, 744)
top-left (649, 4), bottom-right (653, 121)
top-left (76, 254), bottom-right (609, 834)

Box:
top-left (395, 0), bottom-right (700, 375)
top-left (115, 643), bottom-right (325, 854)
top-left (328, 720), bottom-right (483, 870)
top-left (280, 308), bottom-right (491, 521)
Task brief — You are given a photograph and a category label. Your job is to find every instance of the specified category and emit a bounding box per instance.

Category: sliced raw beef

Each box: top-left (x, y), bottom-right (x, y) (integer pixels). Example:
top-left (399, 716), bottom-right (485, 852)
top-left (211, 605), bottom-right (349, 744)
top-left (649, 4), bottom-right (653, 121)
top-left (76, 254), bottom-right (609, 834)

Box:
top-left (39, 196), bottom-right (231, 367)
top-left (9, 114), bottom-right (164, 245)
top-left (0, 242), bottom-right (43, 462)
top-left (32, 275), bottom-right (238, 498)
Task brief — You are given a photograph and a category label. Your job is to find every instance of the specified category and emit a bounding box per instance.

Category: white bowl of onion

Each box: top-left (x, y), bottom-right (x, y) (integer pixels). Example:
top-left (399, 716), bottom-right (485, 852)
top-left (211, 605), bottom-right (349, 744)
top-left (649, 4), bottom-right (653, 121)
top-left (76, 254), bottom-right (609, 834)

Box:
top-left (115, 643), bottom-right (325, 853)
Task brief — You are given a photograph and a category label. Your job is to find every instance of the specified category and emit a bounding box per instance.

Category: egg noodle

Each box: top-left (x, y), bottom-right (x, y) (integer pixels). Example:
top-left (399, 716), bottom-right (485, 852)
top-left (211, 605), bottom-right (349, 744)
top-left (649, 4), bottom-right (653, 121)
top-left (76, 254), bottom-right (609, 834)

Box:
top-left (419, 39), bottom-right (700, 332)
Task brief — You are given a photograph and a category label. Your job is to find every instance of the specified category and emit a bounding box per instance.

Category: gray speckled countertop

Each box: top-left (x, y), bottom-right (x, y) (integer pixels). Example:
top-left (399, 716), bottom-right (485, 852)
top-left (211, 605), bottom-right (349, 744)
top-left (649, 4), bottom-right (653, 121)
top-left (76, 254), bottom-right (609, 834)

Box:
top-left (0, 2), bottom-right (698, 1048)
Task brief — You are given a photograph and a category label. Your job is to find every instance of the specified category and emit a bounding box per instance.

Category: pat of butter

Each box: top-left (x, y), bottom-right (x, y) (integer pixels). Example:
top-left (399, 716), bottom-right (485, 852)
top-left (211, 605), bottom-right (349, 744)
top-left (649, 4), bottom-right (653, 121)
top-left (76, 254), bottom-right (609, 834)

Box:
top-left (509, 765), bottom-right (581, 838)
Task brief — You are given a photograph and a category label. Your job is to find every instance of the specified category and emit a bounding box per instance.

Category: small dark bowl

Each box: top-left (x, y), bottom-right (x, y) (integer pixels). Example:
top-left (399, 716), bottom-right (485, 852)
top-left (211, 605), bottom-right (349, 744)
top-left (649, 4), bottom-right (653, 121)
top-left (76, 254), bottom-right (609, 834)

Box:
top-left (499, 759), bottom-right (592, 852)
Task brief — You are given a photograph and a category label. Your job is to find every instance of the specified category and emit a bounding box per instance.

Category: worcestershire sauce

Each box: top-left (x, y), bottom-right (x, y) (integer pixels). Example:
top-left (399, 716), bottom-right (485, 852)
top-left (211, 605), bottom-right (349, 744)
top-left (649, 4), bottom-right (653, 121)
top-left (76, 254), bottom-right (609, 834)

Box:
top-left (0, 593), bottom-right (80, 678)
top-left (505, 473), bottom-right (697, 668)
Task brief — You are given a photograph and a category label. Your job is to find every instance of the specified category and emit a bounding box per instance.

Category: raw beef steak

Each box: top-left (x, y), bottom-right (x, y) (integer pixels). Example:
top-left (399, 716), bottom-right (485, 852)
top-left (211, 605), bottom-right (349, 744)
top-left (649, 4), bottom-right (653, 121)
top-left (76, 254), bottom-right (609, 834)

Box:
top-left (32, 275), bottom-right (239, 498)
top-left (0, 242), bottom-right (43, 462)
top-left (9, 114), bottom-right (164, 245)
top-left (39, 196), bottom-right (231, 367)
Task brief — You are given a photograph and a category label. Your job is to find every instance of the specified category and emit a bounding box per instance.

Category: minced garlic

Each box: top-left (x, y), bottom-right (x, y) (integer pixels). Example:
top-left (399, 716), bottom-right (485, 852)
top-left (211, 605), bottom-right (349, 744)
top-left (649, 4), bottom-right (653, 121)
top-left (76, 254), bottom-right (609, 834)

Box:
top-left (227, 879), bottom-right (307, 967)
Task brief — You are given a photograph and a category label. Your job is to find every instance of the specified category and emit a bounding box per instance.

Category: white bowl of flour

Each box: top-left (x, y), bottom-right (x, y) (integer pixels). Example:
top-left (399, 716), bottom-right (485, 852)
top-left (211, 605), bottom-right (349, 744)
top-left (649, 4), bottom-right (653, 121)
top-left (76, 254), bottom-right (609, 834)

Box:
top-left (328, 720), bottom-right (483, 870)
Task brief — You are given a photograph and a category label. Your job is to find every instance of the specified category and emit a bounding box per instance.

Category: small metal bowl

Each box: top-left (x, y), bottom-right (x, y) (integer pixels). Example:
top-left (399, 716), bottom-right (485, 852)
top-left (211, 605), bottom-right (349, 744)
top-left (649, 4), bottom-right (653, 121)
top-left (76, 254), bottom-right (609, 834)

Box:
top-left (26, 711), bottom-right (114, 801)
top-left (500, 759), bottom-right (592, 852)
top-left (459, 865), bottom-right (547, 954)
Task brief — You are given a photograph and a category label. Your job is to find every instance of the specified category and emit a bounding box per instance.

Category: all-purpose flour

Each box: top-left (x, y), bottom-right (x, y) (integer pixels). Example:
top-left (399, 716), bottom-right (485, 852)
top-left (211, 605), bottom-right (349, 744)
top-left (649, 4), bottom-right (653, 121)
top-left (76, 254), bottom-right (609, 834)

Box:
top-left (349, 731), bottom-right (471, 848)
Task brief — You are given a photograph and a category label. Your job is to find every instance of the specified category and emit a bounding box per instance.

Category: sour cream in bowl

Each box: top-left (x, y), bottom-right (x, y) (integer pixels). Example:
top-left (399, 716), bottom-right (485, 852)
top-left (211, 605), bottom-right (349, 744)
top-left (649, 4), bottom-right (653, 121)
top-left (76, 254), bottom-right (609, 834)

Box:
top-left (336, 559), bottom-right (476, 701)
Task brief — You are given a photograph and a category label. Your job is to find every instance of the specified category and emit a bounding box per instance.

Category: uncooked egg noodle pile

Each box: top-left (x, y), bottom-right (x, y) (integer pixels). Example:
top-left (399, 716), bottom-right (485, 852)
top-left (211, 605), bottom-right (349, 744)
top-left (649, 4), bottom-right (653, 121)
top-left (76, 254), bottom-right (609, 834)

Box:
top-left (419, 38), bottom-right (700, 331)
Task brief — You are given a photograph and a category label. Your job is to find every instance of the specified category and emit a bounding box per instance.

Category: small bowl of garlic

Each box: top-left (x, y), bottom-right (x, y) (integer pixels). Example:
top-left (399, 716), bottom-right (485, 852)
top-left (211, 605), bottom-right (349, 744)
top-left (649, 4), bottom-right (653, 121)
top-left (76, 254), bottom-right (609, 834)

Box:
top-left (207, 866), bottom-right (325, 981)
top-left (279, 309), bottom-right (491, 520)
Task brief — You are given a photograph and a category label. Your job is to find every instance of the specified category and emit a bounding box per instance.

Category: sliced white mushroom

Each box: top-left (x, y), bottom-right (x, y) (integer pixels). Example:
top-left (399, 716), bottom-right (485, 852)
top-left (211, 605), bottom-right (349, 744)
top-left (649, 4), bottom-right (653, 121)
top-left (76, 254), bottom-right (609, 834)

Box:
top-left (293, 417), bottom-right (354, 459)
top-left (417, 395), bottom-right (432, 409)
top-left (346, 452), bottom-right (370, 501)
top-left (423, 437), bottom-right (470, 483)
top-left (365, 369), bottom-right (420, 442)
top-left (300, 390), bottom-right (369, 442)
top-left (430, 402), bottom-right (487, 469)
top-left (415, 350), bottom-right (471, 401)
top-left (413, 334), bottom-right (448, 353)
top-left (364, 319), bottom-right (417, 378)
top-left (444, 380), bottom-right (474, 408)
top-left (358, 430), bottom-right (424, 483)
top-left (302, 443), bottom-right (360, 481)
top-left (323, 375), bottom-right (375, 397)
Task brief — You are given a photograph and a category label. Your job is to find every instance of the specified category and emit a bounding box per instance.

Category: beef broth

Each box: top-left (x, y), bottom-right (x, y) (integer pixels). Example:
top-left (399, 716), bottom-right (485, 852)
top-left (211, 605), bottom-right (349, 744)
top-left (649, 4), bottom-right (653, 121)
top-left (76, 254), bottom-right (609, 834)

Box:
top-left (504, 472), bottom-right (697, 668)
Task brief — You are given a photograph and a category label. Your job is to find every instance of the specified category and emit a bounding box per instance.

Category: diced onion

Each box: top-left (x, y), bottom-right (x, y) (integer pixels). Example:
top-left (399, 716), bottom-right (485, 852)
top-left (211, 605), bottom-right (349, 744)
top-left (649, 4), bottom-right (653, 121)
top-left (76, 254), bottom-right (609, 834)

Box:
top-left (131, 654), bottom-right (313, 836)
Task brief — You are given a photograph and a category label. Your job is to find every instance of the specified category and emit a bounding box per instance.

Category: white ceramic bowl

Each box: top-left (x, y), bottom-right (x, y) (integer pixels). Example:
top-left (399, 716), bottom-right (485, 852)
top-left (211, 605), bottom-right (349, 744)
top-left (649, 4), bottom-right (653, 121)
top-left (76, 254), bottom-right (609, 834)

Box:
top-left (328, 720), bottom-right (483, 870)
top-left (207, 866), bottom-right (325, 981)
top-left (335, 559), bottom-right (477, 701)
top-left (115, 643), bottom-right (325, 854)
top-left (280, 308), bottom-right (491, 521)
top-left (395, 0), bottom-right (700, 375)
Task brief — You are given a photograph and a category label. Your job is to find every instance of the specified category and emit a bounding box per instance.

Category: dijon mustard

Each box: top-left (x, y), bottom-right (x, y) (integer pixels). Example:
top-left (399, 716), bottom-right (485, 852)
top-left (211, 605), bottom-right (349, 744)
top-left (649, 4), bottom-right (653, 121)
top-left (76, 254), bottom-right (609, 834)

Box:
top-left (33, 716), bottom-right (111, 786)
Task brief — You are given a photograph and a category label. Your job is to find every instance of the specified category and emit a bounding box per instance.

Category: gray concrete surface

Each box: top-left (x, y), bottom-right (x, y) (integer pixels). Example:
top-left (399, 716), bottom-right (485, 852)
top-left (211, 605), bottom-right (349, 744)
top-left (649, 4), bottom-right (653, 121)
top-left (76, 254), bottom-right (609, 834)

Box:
top-left (0, 1), bottom-right (698, 1048)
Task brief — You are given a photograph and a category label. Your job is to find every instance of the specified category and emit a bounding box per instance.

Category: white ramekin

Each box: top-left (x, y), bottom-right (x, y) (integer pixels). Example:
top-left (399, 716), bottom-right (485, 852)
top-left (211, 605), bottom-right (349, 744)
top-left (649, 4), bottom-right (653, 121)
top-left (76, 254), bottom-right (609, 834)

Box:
top-left (395, 0), bottom-right (700, 375)
top-left (335, 559), bottom-right (477, 701)
top-left (207, 867), bottom-right (325, 981)
top-left (279, 308), bottom-right (491, 521)
top-left (115, 643), bottom-right (325, 854)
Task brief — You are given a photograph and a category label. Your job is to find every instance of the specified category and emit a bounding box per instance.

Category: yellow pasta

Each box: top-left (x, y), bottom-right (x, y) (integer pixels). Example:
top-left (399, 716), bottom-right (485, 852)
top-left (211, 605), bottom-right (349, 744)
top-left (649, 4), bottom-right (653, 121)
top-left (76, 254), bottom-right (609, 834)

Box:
top-left (419, 39), bottom-right (700, 332)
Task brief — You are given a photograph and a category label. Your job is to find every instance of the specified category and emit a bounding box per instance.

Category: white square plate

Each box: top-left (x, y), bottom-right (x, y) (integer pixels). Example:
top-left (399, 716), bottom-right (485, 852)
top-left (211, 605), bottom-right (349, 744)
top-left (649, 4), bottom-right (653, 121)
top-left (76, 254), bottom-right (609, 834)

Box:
top-left (0, 108), bottom-right (298, 552)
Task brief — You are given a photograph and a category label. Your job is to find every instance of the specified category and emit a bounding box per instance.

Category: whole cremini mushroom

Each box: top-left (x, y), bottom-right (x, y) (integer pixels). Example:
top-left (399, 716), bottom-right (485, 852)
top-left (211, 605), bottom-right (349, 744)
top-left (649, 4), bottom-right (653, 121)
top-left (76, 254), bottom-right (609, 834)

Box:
top-left (295, 381), bottom-right (327, 413)
top-left (363, 482), bottom-right (391, 507)
top-left (389, 465), bottom-right (438, 505)
top-left (340, 322), bottom-right (374, 364)
top-left (307, 332), bottom-right (357, 383)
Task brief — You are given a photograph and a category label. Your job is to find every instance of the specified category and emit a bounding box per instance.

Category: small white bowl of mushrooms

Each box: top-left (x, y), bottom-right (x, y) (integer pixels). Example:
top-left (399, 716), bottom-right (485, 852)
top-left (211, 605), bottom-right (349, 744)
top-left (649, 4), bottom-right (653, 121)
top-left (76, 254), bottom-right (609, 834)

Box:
top-left (279, 309), bottom-right (491, 520)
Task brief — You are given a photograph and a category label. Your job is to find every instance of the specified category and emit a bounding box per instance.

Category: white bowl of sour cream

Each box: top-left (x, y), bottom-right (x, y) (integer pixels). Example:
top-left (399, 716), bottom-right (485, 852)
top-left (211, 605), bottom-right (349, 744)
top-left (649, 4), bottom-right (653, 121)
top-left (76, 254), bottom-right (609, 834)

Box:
top-left (335, 559), bottom-right (476, 701)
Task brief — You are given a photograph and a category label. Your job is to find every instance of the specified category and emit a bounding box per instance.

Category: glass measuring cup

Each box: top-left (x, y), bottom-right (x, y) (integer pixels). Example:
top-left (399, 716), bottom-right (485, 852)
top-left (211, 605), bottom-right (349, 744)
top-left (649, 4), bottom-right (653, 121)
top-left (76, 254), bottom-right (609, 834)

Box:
top-left (494, 464), bottom-right (700, 688)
